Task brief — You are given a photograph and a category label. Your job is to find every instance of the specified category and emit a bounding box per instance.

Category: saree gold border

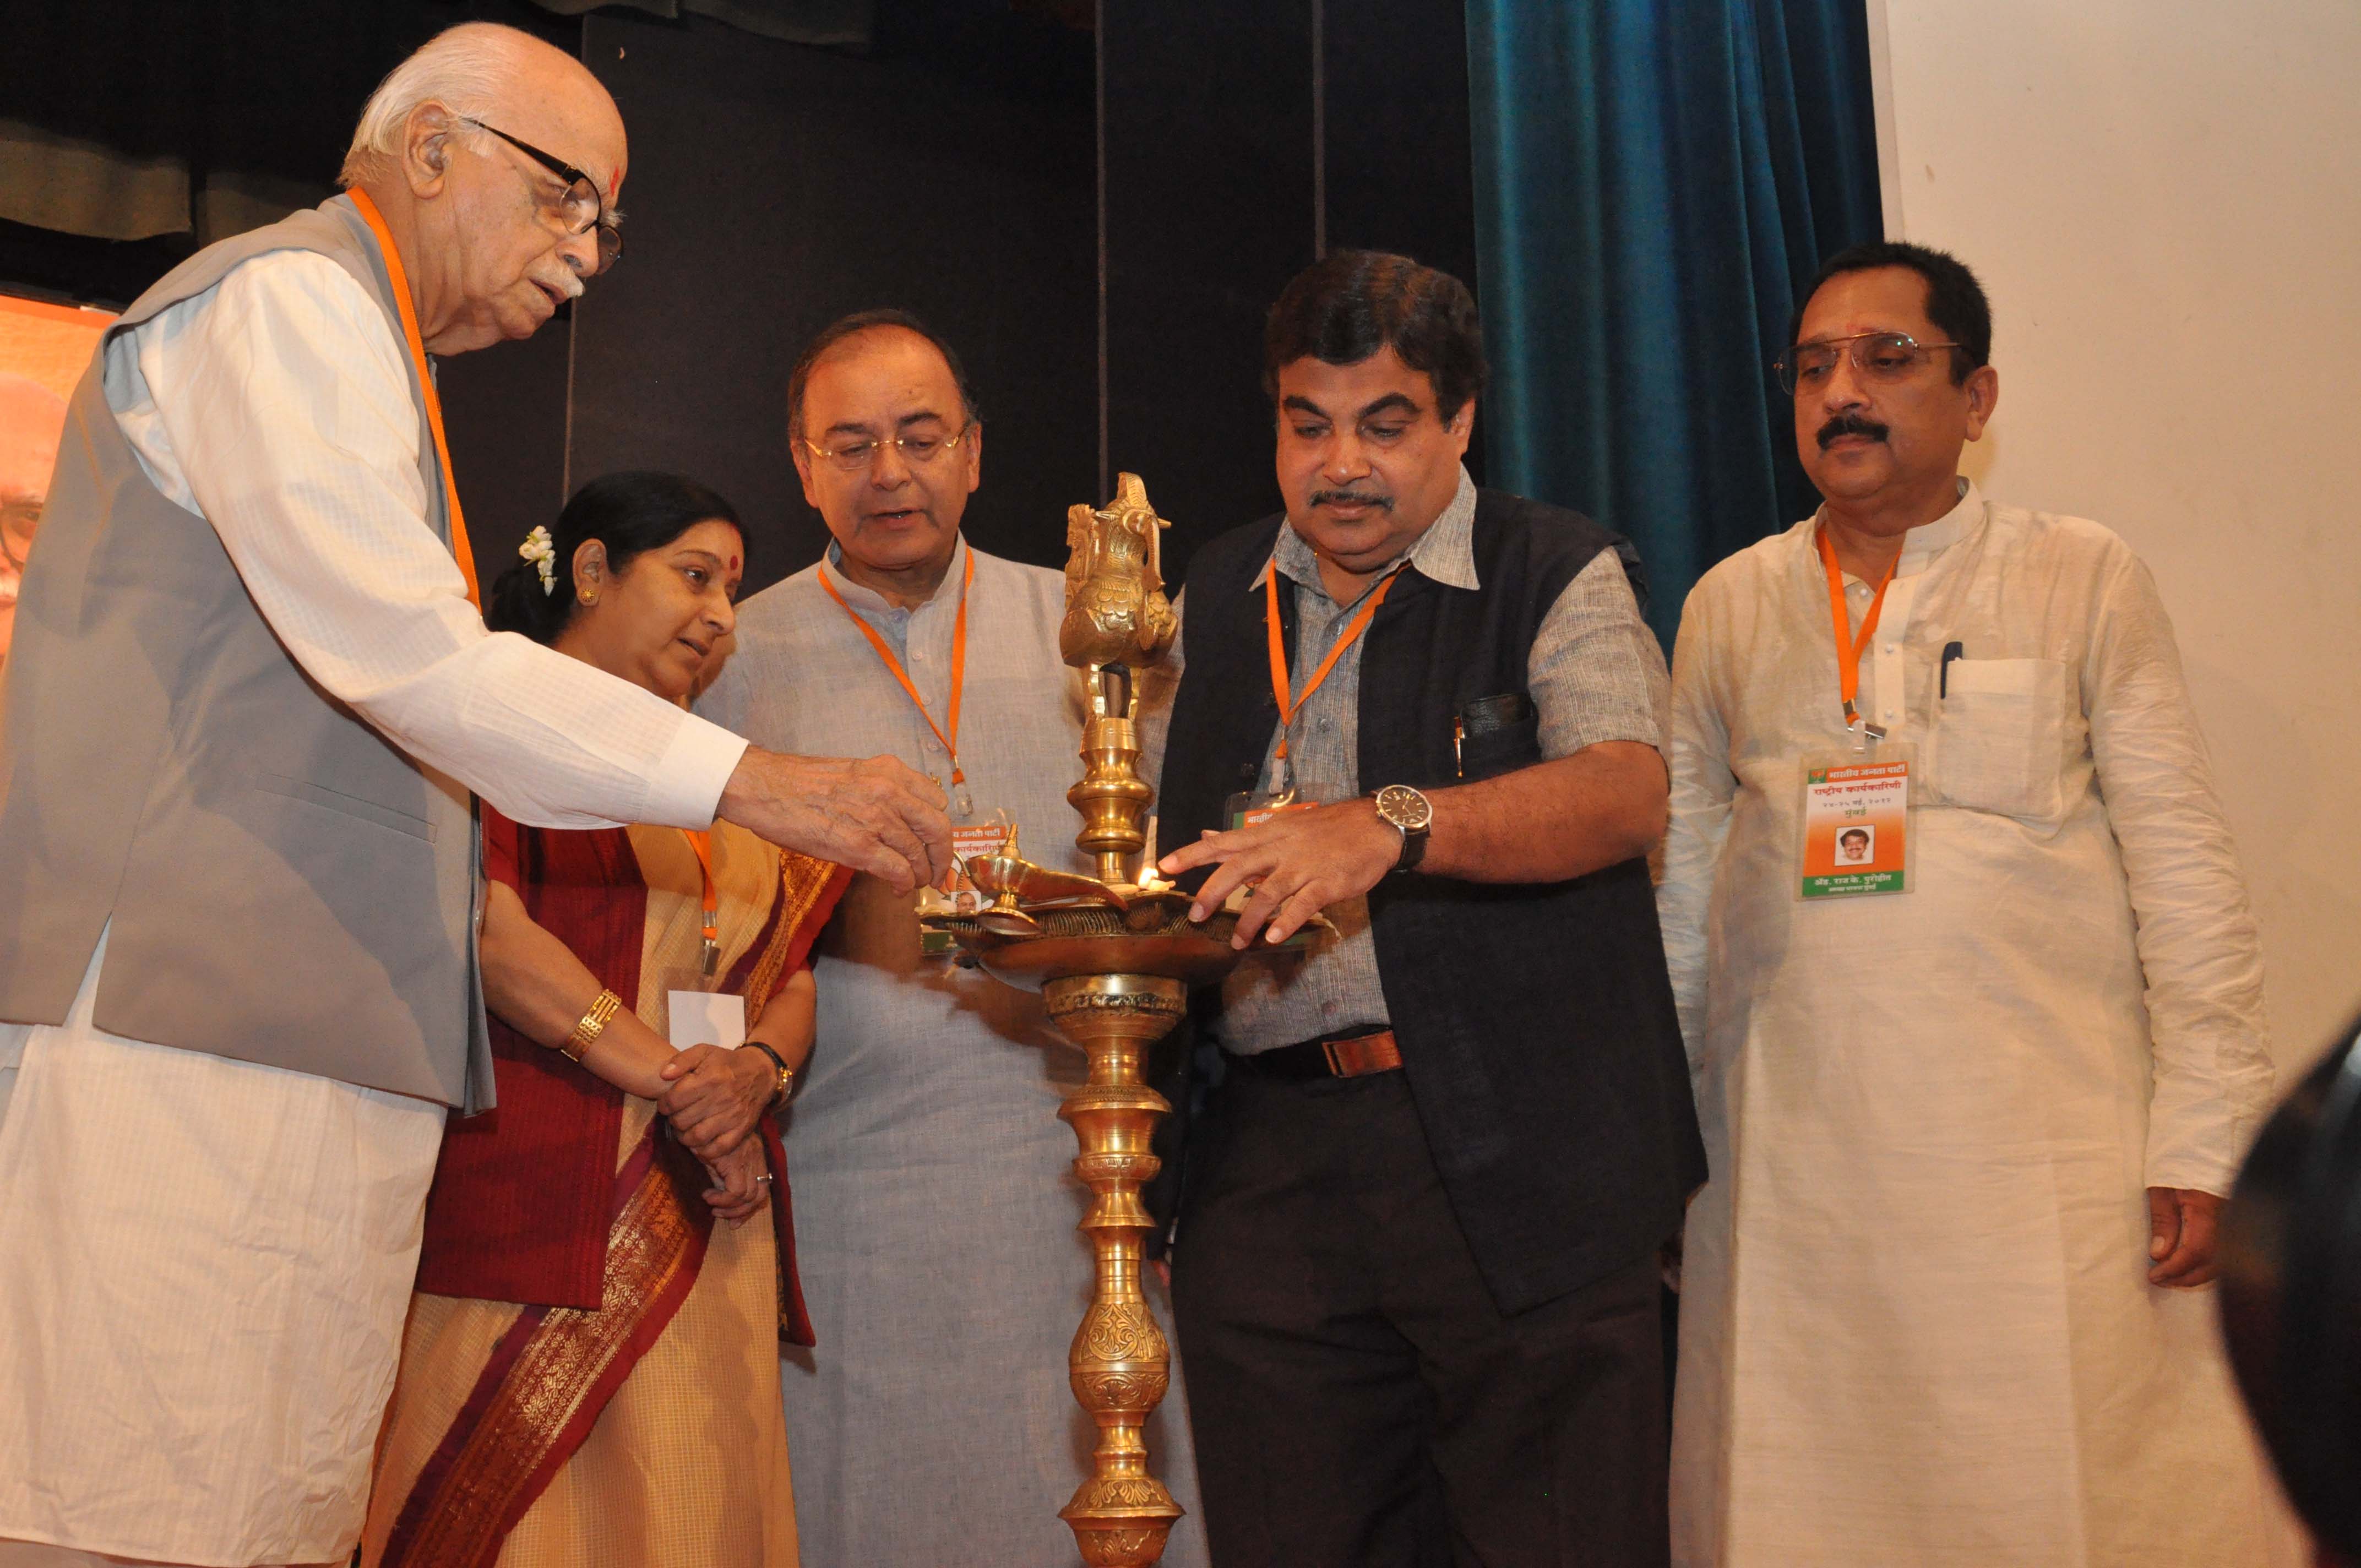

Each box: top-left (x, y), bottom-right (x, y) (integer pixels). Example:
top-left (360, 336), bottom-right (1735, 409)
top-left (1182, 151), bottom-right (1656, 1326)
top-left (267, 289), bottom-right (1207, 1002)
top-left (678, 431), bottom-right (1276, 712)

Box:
top-left (399, 1156), bottom-right (701, 1566)
top-left (742, 851), bottom-right (839, 1020)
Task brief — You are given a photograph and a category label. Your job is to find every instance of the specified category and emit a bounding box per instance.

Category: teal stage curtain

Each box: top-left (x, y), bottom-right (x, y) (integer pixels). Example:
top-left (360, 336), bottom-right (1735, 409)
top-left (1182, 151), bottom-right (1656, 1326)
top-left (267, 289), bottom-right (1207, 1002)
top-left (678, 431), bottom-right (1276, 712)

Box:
top-left (1466, 0), bottom-right (1883, 643)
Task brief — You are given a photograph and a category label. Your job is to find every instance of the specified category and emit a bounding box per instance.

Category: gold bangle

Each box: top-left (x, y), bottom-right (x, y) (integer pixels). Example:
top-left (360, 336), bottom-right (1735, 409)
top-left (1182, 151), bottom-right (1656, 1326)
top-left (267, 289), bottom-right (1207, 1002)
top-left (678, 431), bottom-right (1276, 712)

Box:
top-left (561, 988), bottom-right (623, 1061)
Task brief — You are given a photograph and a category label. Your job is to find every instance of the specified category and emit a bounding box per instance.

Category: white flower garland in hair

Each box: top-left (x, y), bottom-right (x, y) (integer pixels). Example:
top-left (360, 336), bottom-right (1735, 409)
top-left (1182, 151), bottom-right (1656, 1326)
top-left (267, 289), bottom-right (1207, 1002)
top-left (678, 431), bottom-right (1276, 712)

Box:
top-left (519, 525), bottom-right (557, 595)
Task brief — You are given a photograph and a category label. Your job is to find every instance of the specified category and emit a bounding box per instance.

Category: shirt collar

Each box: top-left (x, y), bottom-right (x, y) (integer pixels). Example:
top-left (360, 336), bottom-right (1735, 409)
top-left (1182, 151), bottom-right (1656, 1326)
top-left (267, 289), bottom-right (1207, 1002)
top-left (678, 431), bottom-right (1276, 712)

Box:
top-left (1253, 464), bottom-right (1480, 598)
top-left (1900, 476), bottom-right (1982, 562)
top-left (820, 531), bottom-right (969, 619)
top-left (1815, 476), bottom-right (1985, 582)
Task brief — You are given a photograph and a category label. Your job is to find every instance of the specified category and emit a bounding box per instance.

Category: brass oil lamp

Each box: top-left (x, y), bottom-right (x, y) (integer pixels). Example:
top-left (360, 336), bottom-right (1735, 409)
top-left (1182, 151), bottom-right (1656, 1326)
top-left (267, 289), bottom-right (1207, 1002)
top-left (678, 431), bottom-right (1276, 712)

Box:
top-left (923, 475), bottom-right (1313, 1566)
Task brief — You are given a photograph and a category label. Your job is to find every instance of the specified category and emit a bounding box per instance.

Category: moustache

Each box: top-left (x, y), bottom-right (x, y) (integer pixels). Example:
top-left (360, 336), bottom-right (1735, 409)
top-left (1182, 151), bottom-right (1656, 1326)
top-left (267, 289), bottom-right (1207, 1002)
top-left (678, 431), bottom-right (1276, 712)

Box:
top-left (1817, 413), bottom-right (1890, 450)
top-left (1309, 489), bottom-right (1394, 511)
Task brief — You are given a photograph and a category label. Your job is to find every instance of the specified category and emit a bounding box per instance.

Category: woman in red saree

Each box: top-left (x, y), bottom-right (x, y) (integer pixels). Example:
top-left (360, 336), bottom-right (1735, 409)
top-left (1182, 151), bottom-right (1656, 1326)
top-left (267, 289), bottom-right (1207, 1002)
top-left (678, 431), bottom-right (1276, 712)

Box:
top-left (363, 473), bottom-right (848, 1568)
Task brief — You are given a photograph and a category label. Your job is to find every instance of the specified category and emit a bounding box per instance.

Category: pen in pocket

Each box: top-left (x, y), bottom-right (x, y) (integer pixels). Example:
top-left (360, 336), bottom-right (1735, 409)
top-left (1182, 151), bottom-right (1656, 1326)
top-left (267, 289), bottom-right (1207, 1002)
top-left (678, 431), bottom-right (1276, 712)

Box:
top-left (1940, 641), bottom-right (1965, 698)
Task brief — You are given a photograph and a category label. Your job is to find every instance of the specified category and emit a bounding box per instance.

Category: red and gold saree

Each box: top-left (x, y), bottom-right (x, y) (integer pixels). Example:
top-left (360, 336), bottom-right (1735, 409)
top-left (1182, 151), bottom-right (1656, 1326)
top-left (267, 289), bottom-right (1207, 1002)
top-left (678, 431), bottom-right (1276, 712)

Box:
top-left (361, 813), bottom-right (847, 1568)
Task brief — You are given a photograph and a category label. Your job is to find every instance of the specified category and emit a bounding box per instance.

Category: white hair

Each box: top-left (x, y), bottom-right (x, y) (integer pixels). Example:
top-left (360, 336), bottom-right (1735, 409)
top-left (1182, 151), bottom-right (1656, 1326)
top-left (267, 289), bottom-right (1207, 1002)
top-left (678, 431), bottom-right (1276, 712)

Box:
top-left (339, 23), bottom-right (531, 187)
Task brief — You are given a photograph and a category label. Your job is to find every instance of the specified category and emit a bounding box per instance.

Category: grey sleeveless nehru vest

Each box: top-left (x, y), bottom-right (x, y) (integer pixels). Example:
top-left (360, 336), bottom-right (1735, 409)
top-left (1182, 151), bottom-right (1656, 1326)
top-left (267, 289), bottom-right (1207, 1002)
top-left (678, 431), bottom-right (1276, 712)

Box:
top-left (0, 195), bottom-right (492, 1111)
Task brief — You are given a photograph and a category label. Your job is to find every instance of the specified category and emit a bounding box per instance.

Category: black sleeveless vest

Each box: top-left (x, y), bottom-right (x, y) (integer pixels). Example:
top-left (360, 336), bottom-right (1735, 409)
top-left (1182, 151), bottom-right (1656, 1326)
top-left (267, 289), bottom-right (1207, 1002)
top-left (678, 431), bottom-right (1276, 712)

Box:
top-left (1161, 488), bottom-right (1705, 1311)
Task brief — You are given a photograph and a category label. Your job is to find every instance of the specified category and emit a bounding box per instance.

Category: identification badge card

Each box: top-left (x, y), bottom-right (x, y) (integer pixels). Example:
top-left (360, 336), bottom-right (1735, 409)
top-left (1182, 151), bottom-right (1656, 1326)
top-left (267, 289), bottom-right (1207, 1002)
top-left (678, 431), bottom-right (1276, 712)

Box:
top-left (1798, 754), bottom-right (1912, 899)
top-left (666, 988), bottom-right (746, 1050)
top-left (918, 816), bottom-right (1014, 952)
top-left (1224, 790), bottom-right (1316, 830)
top-left (1215, 790), bottom-right (1322, 918)
top-left (946, 820), bottom-right (1012, 913)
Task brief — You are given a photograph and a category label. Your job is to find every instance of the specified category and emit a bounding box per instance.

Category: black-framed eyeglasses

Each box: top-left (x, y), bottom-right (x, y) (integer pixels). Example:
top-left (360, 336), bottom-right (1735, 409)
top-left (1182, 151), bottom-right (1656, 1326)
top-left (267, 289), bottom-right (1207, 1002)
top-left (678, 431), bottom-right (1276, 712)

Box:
top-left (1, 499), bottom-right (39, 566)
top-left (1774, 331), bottom-right (1961, 396)
top-left (456, 117), bottom-right (622, 273)
top-left (801, 423), bottom-right (976, 472)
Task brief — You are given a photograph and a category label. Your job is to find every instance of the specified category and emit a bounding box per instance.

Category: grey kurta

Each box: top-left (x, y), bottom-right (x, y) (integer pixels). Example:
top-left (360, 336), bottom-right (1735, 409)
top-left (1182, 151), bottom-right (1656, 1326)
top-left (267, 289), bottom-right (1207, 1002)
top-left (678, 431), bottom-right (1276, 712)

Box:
top-left (698, 535), bottom-right (1209, 1567)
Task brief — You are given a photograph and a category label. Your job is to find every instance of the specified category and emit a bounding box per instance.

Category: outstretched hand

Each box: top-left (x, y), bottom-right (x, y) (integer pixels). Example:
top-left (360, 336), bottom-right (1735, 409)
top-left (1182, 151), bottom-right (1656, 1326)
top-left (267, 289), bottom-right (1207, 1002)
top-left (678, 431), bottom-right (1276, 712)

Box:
top-left (1156, 798), bottom-right (1401, 948)
top-left (718, 749), bottom-right (953, 892)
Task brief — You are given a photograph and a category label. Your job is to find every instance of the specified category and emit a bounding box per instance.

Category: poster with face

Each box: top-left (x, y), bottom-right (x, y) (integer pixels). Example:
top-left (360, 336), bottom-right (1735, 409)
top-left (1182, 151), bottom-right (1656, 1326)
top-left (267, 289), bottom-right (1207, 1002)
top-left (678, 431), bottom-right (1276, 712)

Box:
top-left (1, 292), bottom-right (113, 667)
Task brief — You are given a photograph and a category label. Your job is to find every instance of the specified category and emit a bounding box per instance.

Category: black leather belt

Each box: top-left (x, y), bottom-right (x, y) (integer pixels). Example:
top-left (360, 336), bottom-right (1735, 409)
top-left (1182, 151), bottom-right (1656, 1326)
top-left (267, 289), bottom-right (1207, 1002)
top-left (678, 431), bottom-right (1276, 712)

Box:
top-left (1231, 1027), bottom-right (1403, 1082)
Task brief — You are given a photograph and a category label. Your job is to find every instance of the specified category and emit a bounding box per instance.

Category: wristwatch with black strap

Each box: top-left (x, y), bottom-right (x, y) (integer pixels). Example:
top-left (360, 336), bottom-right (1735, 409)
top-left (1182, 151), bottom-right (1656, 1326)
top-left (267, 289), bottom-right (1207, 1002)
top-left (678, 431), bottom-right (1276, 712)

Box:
top-left (1373, 784), bottom-right (1433, 873)
top-left (742, 1039), bottom-right (799, 1106)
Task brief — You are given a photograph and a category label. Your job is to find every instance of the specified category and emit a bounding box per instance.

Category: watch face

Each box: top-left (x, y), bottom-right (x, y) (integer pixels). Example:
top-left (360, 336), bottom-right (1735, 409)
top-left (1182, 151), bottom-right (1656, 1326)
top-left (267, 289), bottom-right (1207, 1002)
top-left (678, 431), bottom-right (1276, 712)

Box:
top-left (1377, 784), bottom-right (1433, 831)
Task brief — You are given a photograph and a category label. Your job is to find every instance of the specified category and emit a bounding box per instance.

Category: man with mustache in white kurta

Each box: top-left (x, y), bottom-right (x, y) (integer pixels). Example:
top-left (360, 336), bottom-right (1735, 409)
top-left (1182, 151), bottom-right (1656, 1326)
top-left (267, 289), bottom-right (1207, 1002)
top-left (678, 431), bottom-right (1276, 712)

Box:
top-left (1658, 239), bottom-right (2275, 1567)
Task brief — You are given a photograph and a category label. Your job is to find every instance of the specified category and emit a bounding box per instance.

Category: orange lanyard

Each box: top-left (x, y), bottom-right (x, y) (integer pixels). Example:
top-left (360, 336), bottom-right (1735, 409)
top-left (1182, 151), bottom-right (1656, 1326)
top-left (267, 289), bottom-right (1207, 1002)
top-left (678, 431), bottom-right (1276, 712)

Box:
top-left (1264, 563), bottom-right (1397, 772)
top-left (1816, 524), bottom-right (1896, 732)
top-left (347, 188), bottom-right (479, 608)
top-left (818, 547), bottom-right (972, 788)
top-left (680, 829), bottom-right (720, 975)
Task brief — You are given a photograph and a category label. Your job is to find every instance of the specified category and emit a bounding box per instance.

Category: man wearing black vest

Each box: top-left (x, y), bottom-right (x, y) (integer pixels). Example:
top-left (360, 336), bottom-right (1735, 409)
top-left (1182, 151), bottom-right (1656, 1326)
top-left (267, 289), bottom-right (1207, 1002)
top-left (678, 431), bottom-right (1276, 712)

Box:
top-left (1146, 251), bottom-right (1704, 1567)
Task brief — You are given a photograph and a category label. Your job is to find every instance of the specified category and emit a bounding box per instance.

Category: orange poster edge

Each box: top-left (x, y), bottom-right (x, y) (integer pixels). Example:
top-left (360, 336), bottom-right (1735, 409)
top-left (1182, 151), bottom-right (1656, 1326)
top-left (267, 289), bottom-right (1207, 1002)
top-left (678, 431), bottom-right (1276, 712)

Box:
top-left (0, 291), bottom-right (117, 328)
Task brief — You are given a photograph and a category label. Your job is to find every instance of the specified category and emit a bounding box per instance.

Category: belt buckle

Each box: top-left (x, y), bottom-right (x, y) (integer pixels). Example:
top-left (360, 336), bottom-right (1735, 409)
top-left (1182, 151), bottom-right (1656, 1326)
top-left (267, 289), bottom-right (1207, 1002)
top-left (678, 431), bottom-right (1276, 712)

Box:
top-left (1323, 1038), bottom-right (1345, 1076)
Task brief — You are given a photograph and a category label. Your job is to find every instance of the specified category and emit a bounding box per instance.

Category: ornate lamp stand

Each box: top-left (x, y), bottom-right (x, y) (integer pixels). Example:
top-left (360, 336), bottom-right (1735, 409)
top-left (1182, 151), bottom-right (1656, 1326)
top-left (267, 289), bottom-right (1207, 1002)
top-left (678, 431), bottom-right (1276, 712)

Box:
top-left (923, 476), bottom-right (1310, 1566)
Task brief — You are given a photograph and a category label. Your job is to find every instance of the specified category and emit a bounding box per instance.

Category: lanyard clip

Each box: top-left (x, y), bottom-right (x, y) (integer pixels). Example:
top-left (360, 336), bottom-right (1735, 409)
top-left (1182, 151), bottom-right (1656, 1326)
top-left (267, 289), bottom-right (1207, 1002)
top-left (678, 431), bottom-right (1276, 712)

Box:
top-left (700, 936), bottom-right (720, 977)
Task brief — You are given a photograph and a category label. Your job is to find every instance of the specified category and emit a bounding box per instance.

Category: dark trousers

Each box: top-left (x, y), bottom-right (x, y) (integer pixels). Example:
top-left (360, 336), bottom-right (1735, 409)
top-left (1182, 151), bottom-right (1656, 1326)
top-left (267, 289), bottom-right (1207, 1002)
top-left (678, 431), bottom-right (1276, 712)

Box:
top-left (1171, 1064), bottom-right (1669, 1568)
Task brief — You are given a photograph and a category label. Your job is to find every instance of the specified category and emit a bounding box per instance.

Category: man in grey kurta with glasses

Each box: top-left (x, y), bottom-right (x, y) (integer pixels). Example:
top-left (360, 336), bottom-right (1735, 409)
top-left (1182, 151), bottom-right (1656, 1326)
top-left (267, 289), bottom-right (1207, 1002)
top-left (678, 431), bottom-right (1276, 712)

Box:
top-left (697, 309), bottom-right (1208, 1567)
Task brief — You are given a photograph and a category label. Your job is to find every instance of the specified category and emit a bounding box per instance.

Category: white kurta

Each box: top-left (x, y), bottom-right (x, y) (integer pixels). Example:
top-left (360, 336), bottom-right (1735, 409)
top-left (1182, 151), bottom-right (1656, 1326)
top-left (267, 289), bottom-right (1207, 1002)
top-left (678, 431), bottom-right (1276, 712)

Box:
top-left (1657, 482), bottom-right (2277, 1568)
top-left (0, 251), bottom-right (746, 1565)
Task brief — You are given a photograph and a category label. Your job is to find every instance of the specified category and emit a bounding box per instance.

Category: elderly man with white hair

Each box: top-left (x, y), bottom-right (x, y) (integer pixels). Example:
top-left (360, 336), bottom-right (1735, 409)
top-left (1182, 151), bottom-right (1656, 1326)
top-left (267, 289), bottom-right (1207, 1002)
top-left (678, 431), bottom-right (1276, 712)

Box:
top-left (0, 23), bottom-right (951, 1567)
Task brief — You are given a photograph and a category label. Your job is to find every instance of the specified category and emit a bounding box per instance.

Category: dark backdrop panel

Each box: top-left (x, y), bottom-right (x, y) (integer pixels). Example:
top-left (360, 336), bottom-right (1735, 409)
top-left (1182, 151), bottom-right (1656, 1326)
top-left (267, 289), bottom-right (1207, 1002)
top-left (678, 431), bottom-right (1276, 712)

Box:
top-left (1321, 1), bottom-right (1479, 302)
top-left (0, 0), bottom-right (569, 195)
top-left (1101, 0), bottom-right (1316, 583)
top-left (437, 317), bottom-right (575, 589)
top-left (560, 9), bottom-right (1097, 597)
top-left (3, 0), bottom-right (1483, 599)
top-left (1321, 0), bottom-right (1484, 486)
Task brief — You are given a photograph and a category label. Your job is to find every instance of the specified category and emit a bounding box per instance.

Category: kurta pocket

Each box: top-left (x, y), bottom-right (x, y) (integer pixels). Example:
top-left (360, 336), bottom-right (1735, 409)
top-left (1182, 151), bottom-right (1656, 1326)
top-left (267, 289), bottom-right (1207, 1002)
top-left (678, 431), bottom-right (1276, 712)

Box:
top-left (1931, 657), bottom-right (2068, 820)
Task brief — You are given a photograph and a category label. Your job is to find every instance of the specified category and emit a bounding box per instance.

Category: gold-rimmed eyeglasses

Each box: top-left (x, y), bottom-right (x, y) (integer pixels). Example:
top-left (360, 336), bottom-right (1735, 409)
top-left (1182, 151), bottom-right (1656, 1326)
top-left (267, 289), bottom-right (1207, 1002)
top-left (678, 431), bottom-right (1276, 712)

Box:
top-left (801, 423), bottom-right (975, 473)
top-left (455, 117), bottom-right (622, 274)
top-left (1774, 331), bottom-right (1961, 396)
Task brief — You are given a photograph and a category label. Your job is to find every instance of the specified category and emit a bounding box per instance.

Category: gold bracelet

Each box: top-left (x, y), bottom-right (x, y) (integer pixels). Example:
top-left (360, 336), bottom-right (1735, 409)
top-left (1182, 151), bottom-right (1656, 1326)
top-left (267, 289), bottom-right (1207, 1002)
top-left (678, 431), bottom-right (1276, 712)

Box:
top-left (560, 988), bottom-right (623, 1061)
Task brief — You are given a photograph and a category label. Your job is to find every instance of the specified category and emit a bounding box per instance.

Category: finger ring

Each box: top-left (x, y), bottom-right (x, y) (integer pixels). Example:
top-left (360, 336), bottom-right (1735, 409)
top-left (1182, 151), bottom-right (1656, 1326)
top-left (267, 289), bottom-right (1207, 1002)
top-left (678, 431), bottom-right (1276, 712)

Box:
top-left (755, 1173), bottom-right (775, 1183)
